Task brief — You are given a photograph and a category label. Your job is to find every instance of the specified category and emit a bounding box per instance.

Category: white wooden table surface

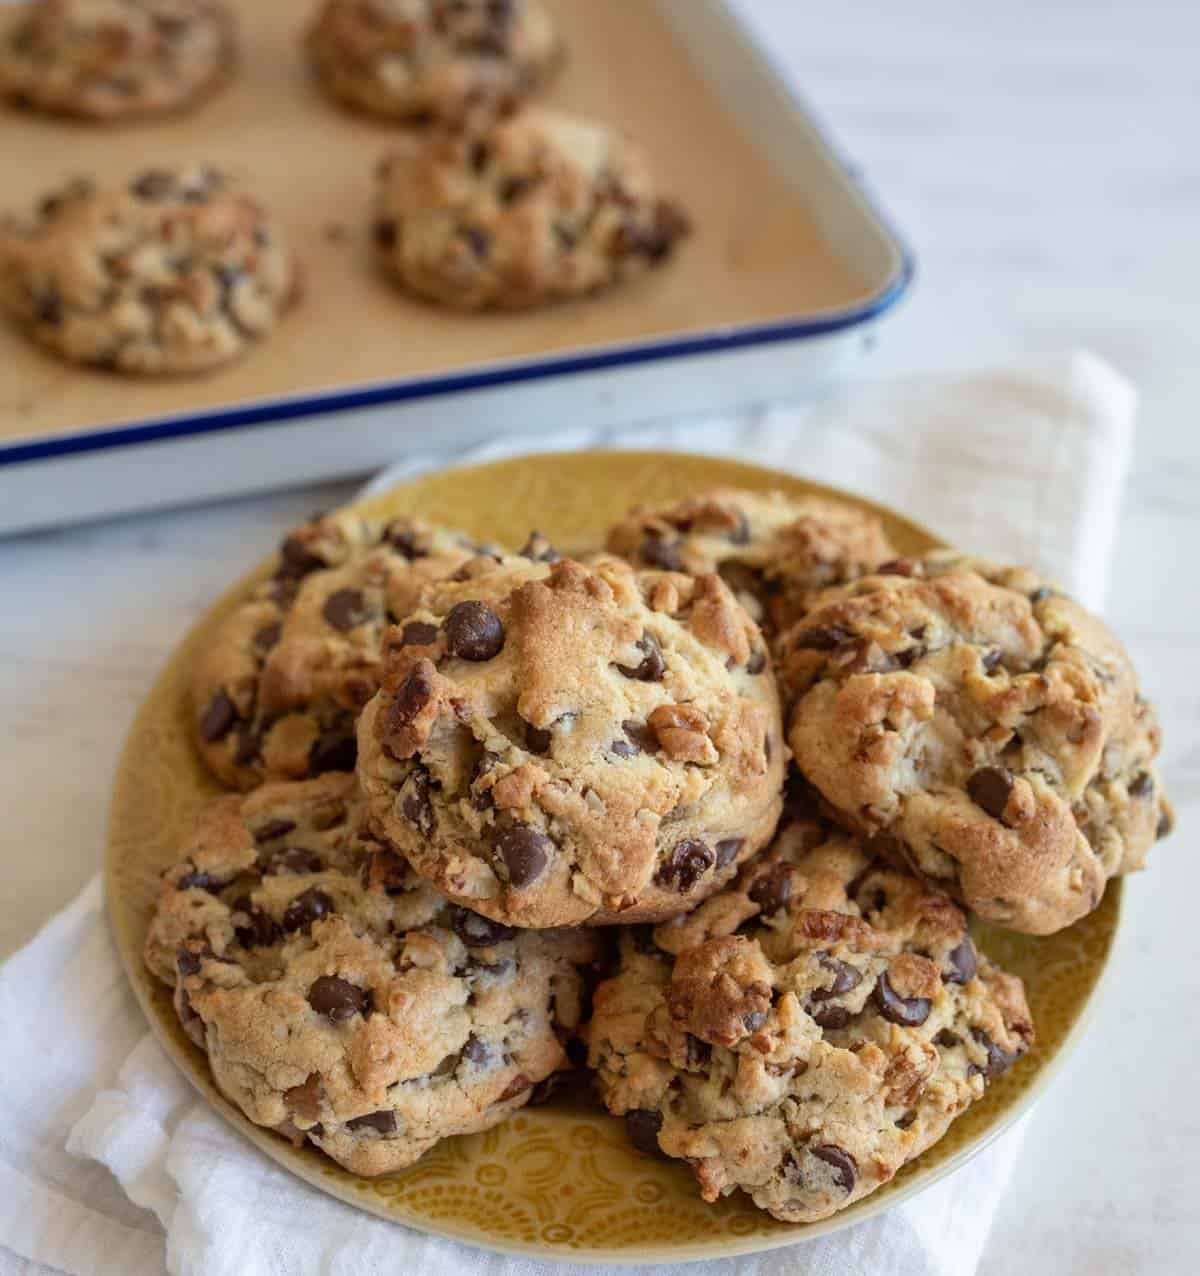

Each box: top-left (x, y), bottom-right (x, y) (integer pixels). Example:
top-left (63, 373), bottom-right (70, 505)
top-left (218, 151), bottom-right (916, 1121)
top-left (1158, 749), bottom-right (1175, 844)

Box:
top-left (2, 1), bottom-right (1198, 1271)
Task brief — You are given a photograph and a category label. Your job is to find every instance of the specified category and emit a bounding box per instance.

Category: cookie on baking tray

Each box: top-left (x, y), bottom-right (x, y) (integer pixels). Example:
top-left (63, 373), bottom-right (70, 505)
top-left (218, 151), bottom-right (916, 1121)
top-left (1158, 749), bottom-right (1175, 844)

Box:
top-left (305, 0), bottom-right (562, 126)
top-left (586, 809), bottom-right (1034, 1222)
top-left (144, 772), bottom-right (599, 1176)
top-left (0, 165), bottom-right (295, 374)
top-left (372, 107), bottom-right (689, 310)
top-left (356, 553), bottom-right (785, 928)
top-left (777, 550), bottom-right (1171, 935)
top-left (0, 0), bottom-right (234, 121)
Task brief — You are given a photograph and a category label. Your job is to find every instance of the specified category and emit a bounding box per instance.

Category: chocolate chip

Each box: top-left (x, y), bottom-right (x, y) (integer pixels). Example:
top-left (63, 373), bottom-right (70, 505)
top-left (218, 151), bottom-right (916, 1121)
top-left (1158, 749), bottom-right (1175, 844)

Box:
top-left (524, 722), bottom-right (553, 754)
top-left (982, 648), bottom-right (1003, 673)
top-left (498, 175), bottom-right (534, 203)
top-left (812, 1144), bottom-right (856, 1194)
top-left (463, 1035), bottom-right (492, 1066)
top-left (874, 972), bottom-right (931, 1027)
top-left (307, 975), bottom-right (369, 1022)
top-left (715, 837), bottom-right (744, 868)
top-left (944, 935), bottom-right (978, 985)
top-left (322, 588), bottom-right (372, 632)
top-left (254, 818), bottom-right (296, 843)
top-left (748, 862), bottom-right (793, 913)
top-left (968, 1028), bottom-right (1020, 1079)
top-left (796, 624), bottom-right (850, 651)
top-left (346, 1109), bottom-right (396, 1134)
top-left (655, 840), bottom-right (715, 893)
top-left (614, 719), bottom-right (656, 757)
top-left (384, 523), bottom-right (428, 558)
top-left (399, 620), bottom-right (439, 647)
top-left (131, 169), bottom-right (175, 200)
top-left (401, 767), bottom-right (435, 836)
top-left (639, 535), bottom-right (682, 571)
top-left (253, 622), bottom-right (282, 653)
top-left (451, 907), bottom-right (516, 947)
top-left (518, 531), bottom-right (560, 562)
top-left (967, 766), bottom-right (1014, 820)
top-left (493, 825), bottom-right (552, 887)
top-left (497, 1073), bottom-right (533, 1102)
top-left (199, 689), bottom-right (237, 742)
top-left (746, 649), bottom-right (767, 675)
top-left (234, 903), bottom-right (280, 949)
top-left (935, 1029), bottom-right (960, 1048)
top-left (309, 726), bottom-right (356, 775)
top-left (811, 1004), bottom-right (850, 1030)
top-left (625, 1109), bottom-right (664, 1156)
top-left (1157, 807), bottom-right (1174, 839)
top-left (176, 948), bottom-right (202, 976)
top-left (277, 535), bottom-right (325, 579)
top-left (282, 888), bottom-right (333, 934)
top-left (615, 632), bottom-right (665, 681)
top-left (386, 666), bottom-right (434, 738)
top-left (373, 218), bottom-right (396, 249)
top-left (460, 226), bottom-right (490, 258)
top-left (1130, 771), bottom-right (1154, 799)
top-left (262, 847), bottom-right (324, 875)
top-left (444, 601), bottom-right (505, 661)
top-left (176, 867), bottom-right (220, 892)
top-left (811, 953), bottom-right (862, 1000)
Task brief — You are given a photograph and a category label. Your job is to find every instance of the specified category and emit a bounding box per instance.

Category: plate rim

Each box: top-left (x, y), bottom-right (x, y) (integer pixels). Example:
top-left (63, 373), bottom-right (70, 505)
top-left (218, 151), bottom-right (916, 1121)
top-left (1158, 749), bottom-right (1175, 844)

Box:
top-left (104, 449), bottom-right (1122, 1265)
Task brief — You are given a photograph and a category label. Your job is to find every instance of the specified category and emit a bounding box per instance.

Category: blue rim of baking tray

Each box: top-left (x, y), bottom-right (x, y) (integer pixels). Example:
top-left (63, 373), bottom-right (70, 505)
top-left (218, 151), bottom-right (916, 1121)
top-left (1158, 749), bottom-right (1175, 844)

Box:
top-left (0, 30), bottom-right (916, 469)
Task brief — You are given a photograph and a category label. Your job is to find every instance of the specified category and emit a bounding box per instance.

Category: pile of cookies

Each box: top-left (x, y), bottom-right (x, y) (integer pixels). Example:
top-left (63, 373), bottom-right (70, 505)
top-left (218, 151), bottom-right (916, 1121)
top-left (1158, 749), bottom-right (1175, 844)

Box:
top-left (143, 485), bottom-right (1172, 1224)
top-left (0, 0), bottom-right (689, 374)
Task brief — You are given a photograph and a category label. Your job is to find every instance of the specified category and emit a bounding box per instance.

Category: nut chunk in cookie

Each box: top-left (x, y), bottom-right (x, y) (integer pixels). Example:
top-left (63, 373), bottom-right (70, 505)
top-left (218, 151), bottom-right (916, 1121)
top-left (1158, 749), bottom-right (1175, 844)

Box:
top-left (0, 0), bottom-right (235, 121)
top-left (191, 511), bottom-right (483, 790)
top-left (606, 487), bottom-right (897, 635)
top-left (0, 166), bottom-right (295, 375)
top-left (372, 107), bottom-right (689, 311)
top-left (305, 0), bottom-right (562, 126)
top-left (586, 818), bottom-right (1034, 1224)
top-left (357, 555), bottom-right (784, 928)
top-left (779, 551), bottom-right (1171, 935)
top-left (144, 773), bottom-right (598, 1176)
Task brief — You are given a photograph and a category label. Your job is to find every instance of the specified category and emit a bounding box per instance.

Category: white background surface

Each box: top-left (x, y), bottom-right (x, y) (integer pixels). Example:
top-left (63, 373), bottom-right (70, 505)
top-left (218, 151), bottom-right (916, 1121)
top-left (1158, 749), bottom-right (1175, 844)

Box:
top-left (1, 0), bottom-right (1197, 1271)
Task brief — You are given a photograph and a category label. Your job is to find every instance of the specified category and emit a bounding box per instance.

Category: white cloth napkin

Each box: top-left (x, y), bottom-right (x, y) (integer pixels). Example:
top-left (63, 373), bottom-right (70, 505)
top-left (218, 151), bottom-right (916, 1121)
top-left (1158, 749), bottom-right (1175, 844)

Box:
top-left (0, 351), bottom-right (1135, 1276)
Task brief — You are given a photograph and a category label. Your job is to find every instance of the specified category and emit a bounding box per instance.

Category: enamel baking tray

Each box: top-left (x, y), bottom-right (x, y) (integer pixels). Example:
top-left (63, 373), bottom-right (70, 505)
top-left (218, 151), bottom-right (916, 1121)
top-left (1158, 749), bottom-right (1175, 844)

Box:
top-left (0, 0), bottom-right (912, 534)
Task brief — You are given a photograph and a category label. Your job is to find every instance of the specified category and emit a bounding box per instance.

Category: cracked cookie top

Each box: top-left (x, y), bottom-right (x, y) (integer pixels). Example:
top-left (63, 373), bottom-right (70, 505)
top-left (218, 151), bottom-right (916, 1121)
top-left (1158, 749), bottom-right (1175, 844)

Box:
top-left (305, 0), bottom-right (562, 126)
top-left (372, 106), bottom-right (689, 310)
top-left (0, 165), bottom-right (295, 374)
top-left (778, 551), bottom-right (1170, 934)
top-left (586, 814), bottom-right (1033, 1223)
top-left (357, 555), bottom-right (785, 927)
top-left (144, 773), bottom-right (599, 1177)
top-left (606, 487), bottom-right (897, 636)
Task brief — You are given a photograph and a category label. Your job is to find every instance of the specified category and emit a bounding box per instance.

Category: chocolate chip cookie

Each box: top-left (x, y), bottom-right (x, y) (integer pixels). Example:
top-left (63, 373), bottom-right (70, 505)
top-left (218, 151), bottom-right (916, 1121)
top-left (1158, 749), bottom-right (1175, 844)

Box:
top-left (607, 488), bottom-right (898, 636)
top-left (145, 773), bottom-right (598, 1176)
top-left (193, 511), bottom-right (488, 790)
top-left (0, 0), bottom-right (234, 121)
top-left (0, 166), bottom-right (295, 374)
top-left (779, 551), bottom-right (1171, 935)
top-left (586, 813), bottom-right (1034, 1223)
top-left (372, 107), bottom-right (690, 310)
top-left (357, 555), bottom-right (785, 928)
top-left (306, 0), bottom-right (561, 126)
